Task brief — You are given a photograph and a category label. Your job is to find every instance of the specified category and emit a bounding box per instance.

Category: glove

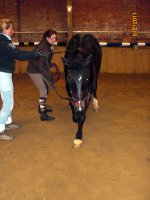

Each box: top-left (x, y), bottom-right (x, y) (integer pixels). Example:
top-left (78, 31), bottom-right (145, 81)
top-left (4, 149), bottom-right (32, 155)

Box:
top-left (33, 51), bottom-right (50, 58)
top-left (38, 51), bottom-right (50, 58)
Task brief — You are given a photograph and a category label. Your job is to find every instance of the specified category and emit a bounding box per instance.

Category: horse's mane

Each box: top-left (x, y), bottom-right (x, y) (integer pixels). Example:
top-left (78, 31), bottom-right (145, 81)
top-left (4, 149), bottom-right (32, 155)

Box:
top-left (65, 34), bottom-right (101, 61)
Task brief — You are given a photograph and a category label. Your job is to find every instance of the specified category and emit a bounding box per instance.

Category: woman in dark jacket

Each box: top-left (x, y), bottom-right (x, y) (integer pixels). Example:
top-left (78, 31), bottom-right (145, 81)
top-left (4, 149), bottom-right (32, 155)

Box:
top-left (27, 29), bottom-right (57, 121)
top-left (0, 18), bottom-right (44, 141)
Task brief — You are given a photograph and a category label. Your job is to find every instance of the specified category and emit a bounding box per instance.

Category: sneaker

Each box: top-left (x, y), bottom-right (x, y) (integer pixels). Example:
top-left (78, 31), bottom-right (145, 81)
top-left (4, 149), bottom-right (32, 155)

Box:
top-left (5, 122), bottom-right (21, 130)
top-left (0, 130), bottom-right (15, 141)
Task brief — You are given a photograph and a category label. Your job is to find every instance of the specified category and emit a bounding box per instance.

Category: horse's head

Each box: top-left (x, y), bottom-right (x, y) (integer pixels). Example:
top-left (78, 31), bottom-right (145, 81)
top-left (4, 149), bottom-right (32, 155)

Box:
top-left (62, 53), bottom-right (93, 112)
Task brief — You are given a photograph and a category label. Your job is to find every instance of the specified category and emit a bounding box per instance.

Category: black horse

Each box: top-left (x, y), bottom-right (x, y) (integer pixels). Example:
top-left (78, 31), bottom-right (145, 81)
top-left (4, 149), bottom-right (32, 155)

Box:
top-left (62, 34), bottom-right (102, 148)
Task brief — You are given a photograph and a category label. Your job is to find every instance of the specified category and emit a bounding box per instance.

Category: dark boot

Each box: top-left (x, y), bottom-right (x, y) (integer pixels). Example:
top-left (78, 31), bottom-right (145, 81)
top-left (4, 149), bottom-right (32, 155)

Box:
top-left (40, 111), bottom-right (55, 121)
top-left (39, 97), bottom-right (55, 121)
top-left (38, 106), bottom-right (52, 113)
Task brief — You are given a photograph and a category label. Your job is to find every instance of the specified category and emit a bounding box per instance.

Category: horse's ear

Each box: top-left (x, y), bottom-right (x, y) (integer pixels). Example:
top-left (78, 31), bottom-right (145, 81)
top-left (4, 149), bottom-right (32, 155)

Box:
top-left (61, 57), bottom-right (71, 67)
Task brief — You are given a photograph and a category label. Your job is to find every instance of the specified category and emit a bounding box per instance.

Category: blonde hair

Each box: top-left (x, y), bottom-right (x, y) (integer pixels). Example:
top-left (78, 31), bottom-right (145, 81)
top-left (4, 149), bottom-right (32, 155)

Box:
top-left (0, 19), bottom-right (14, 33)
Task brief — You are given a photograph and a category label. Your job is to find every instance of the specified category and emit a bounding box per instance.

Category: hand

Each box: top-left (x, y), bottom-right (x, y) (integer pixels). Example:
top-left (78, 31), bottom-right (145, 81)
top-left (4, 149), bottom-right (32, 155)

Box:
top-left (39, 51), bottom-right (50, 58)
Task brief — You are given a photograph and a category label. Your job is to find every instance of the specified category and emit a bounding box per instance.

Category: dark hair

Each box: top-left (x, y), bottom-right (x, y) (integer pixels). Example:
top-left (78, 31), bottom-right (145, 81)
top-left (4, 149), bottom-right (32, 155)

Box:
top-left (42, 29), bottom-right (57, 40)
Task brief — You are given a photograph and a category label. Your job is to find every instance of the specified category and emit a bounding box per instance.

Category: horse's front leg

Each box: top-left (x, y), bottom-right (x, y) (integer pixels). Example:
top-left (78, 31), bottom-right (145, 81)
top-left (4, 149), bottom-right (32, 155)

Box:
top-left (73, 120), bottom-right (84, 148)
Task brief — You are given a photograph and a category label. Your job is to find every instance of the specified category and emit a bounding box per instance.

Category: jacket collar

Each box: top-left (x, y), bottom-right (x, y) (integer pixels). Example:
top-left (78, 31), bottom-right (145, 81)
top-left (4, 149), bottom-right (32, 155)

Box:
top-left (43, 38), bottom-right (52, 48)
top-left (0, 33), bottom-right (12, 41)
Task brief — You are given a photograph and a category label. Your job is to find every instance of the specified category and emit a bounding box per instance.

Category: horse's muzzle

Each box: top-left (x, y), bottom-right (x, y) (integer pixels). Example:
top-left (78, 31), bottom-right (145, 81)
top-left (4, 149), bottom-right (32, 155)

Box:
top-left (74, 100), bottom-right (85, 111)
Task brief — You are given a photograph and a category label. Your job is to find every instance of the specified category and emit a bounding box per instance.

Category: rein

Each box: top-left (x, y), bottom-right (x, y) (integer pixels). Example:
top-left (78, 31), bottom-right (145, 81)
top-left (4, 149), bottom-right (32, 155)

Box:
top-left (45, 55), bottom-right (70, 101)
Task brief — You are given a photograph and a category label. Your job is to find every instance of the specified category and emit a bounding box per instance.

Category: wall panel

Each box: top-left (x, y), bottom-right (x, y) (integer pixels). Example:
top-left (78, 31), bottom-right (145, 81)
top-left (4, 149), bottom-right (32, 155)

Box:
top-left (15, 46), bottom-right (150, 74)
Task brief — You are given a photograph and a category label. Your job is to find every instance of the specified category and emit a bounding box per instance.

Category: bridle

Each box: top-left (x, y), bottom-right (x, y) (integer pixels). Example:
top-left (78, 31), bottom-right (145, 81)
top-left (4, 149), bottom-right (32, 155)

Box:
top-left (70, 92), bottom-right (92, 111)
top-left (66, 71), bottom-right (93, 111)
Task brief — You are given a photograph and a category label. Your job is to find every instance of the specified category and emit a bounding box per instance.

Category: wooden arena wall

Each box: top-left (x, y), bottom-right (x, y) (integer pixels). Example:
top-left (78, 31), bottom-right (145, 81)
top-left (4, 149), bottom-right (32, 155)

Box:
top-left (15, 46), bottom-right (150, 74)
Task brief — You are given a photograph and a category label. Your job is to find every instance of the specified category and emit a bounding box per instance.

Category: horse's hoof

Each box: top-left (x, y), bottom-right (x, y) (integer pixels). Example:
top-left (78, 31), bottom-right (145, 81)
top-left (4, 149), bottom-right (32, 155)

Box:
top-left (93, 107), bottom-right (100, 112)
top-left (73, 139), bottom-right (83, 148)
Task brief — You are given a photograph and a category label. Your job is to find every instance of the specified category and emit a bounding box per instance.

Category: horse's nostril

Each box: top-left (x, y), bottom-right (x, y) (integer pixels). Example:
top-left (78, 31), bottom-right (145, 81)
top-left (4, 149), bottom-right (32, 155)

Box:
top-left (81, 100), bottom-right (85, 108)
top-left (74, 100), bottom-right (85, 111)
top-left (78, 107), bottom-right (82, 111)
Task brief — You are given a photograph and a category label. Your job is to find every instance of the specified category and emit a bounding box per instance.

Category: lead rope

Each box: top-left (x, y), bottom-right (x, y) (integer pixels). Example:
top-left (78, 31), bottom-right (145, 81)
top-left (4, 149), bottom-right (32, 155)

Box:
top-left (45, 54), bottom-right (70, 101)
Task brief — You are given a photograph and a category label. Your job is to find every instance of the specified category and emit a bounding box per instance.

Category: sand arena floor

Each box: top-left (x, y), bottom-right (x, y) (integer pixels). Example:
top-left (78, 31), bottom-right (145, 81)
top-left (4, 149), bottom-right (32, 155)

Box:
top-left (0, 73), bottom-right (150, 200)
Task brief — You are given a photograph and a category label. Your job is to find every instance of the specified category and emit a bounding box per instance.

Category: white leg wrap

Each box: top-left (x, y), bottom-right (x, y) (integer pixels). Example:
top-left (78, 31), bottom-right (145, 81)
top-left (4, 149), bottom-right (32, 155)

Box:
top-left (93, 97), bottom-right (99, 112)
top-left (73, 139), bottom-right (83, 148)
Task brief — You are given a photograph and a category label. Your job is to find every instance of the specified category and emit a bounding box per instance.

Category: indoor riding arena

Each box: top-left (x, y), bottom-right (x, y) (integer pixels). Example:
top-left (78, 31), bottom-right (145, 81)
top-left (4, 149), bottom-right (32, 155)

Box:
top-left (0, 1), bottom-right (150, 200)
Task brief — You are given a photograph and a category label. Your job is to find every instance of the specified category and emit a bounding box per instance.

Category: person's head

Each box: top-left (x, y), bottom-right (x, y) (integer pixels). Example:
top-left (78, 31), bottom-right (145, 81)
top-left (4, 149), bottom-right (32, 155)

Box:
top-left (0, 19), bottom-right (14, 38)
top-left (42, 29), bottom-right (57, 44)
